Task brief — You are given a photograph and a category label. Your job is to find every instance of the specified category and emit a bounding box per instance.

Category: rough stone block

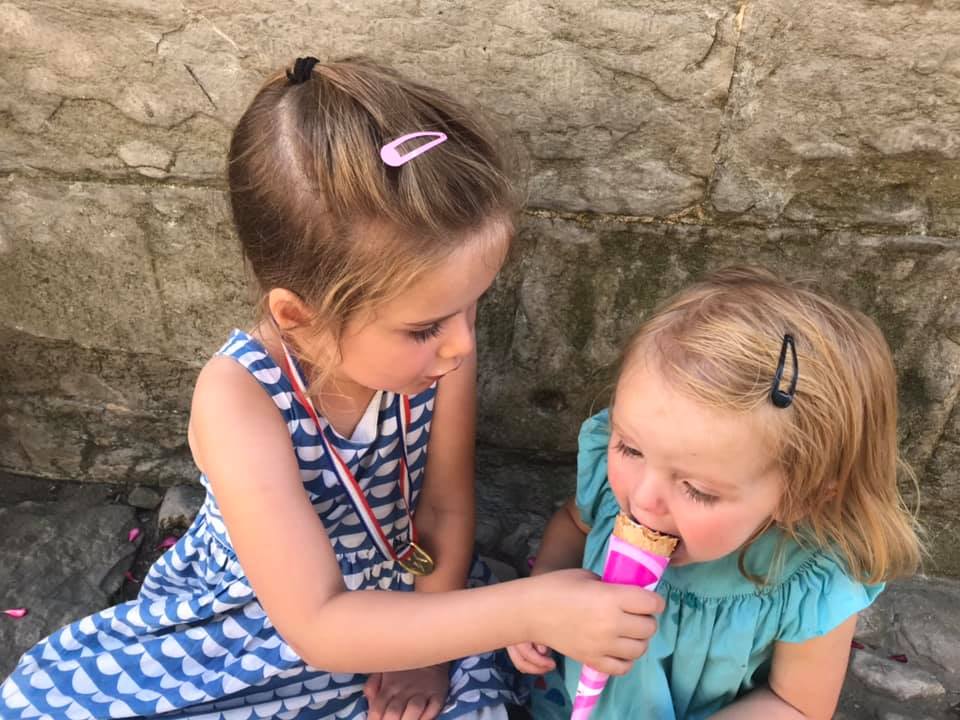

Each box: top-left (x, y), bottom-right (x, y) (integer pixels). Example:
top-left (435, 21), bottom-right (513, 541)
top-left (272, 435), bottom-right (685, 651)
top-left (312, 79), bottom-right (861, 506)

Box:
top-left (0, 496), bottom-right (136, 677)
top-left (850, 651), bottom-right (945, 701)
top-left (158, 483), bottom-right (206, 533)
top-left (713, 1), bottom-right (960, 234)
top-left (0, 177), bottom-right (248, 360)
top-left (0, 1), bottom-right (741, 216)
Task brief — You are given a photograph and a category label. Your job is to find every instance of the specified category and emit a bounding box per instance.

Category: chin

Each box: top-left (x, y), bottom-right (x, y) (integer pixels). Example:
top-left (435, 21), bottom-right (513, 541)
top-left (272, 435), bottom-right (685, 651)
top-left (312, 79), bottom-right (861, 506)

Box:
top-left (396, 379), bottom-right (433, 395)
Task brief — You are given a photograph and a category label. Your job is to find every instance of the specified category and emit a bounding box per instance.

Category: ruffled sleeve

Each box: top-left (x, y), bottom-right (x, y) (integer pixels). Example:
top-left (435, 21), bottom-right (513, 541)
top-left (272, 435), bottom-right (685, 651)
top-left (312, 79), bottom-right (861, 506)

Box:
top-left (775, 550), bottom-right (885, 643)
top-left (574, 409), bottom-right (619, 529)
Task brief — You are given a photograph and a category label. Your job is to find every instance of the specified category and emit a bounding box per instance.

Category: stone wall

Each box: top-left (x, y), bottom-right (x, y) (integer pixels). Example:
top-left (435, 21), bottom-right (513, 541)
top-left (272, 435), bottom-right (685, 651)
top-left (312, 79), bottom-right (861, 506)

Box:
top-left (1, 1), bottom-right (958, 575)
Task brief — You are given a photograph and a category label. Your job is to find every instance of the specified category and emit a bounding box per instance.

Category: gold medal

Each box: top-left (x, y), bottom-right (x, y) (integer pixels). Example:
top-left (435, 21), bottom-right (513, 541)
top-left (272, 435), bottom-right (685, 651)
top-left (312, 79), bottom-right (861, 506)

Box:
top-left (397, 541), bottom-right (435, 576)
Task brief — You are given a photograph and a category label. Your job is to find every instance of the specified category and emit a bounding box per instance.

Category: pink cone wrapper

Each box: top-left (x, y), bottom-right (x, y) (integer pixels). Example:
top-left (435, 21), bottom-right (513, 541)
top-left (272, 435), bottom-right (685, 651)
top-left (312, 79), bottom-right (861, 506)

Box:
top-left (570, 513), bottom-right (677, 720)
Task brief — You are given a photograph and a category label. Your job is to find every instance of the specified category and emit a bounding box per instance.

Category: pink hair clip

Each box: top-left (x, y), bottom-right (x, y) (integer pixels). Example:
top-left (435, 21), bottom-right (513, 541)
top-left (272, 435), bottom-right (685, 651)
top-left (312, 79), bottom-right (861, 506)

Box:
top-left (380, 131), bottom-right (447, 167)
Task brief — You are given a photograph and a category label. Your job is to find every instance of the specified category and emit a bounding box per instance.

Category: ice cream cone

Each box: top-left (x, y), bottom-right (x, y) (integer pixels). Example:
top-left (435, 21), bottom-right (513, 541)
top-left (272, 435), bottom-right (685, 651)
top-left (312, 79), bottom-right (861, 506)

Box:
top-left (570, 513), bottom-right (677, 719)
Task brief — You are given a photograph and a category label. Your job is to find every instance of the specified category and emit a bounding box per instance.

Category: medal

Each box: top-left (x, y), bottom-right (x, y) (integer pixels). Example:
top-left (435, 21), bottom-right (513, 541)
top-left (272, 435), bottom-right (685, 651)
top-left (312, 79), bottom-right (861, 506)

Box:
top-left (397, 541), bottom-right (436, 576)
top-left (279, 342), bottom-right (435, 576)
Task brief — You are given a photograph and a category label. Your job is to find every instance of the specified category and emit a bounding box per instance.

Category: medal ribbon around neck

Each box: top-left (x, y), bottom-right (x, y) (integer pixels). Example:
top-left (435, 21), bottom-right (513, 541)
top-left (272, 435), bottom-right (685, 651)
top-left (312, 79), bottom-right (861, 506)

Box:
top-left (278, 341), bottom-right (434, 576)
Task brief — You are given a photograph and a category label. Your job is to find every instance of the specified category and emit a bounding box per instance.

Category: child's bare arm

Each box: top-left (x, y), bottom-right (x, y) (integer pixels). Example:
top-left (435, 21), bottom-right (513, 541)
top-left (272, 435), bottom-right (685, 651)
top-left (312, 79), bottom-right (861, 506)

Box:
top-left (192, 357), bottom-right (662, 675)
top-left (531, 498), bottom-right (591, 575)
top-left (708, 614), bottom-right (858, 720)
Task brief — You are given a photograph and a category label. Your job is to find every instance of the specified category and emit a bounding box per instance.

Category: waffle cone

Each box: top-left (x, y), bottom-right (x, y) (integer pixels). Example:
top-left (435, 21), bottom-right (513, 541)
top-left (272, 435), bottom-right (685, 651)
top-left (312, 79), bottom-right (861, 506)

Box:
top-left (614, 513), bottom-right (678, 558)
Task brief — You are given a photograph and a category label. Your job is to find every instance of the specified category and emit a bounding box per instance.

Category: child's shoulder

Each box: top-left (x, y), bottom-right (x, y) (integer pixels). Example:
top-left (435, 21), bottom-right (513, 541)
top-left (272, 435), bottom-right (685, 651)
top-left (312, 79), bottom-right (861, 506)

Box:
top-left (661, 531), bottom-right (884, 643)
top-left (574, 409), bottom-right (615, 527)
top-left (212, 328), bottom-right (276, 368)
top-left (191, 329), bottom-right (294, 438)
top-left (199, 329), bottom-right (291, 389)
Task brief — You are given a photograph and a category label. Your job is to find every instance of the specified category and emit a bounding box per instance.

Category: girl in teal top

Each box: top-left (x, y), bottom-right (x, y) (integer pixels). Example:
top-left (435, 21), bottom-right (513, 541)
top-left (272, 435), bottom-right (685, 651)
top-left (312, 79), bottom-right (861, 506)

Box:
top-left (510, 267), bottom-right (922, 719)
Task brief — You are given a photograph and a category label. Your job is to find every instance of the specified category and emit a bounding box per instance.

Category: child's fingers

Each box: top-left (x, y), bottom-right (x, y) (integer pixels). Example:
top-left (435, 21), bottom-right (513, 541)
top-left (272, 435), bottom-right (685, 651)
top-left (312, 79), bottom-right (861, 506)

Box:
top-left (521, 645), bottom-right (556, 672)
top-left (615, 586), bottom-right (666, 616)
top-left (381, 693), bottom-right (408, 720)
top-left (398, 694), bottom-right (427, 720)
top-left (506, 643), bottom-right (534, 669)
top-left (591, 655), bottom-right (634, 677)
top-left (608, 637), bottom-right (651, 665)
top-left (366, 683), bottom-right (390, 720)
top-left (535, 644), bottom-right (548, 654)
top-left (421, 694), bottom-right (445, 720)
top-left (508, 643), bottom-right (556, 674)
top-left (617, 612), bottom-right (659, 643)
top-left (364, 672), bottom-right (383, 705)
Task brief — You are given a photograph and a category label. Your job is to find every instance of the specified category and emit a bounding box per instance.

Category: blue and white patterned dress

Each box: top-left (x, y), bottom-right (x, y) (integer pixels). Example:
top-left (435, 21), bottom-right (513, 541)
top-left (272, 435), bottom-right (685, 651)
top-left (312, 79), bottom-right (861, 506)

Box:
top-left (0, 330), bottom-right (523, 719)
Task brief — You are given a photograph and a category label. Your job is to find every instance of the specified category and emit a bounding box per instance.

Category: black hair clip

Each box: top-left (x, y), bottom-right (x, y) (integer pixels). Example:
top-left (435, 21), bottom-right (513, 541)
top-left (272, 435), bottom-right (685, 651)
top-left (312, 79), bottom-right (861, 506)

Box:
top-left (770, 334), bottom-right (798, 409)
top-left (286, 56), bottom-right (320, 85)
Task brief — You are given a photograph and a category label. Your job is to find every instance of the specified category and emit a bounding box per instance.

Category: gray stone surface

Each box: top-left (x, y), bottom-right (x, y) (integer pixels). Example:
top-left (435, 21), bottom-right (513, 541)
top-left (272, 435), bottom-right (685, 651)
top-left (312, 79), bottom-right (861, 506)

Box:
top-left (0, 1), bottom-right (740, 217)
top-left (480, 556), bottom-right (519, 584)
top-left (127, 485), bottom-right (163, 510)
top-left (849, 651), bottom-right (945, 702)
top-left (0, 482), bottom-right (136, 678)
top-left (157, 483), bottom-right (205, 533)
top-left (479, 218), bottom-right (960, 457)
top-left (713, 1), bottom-right (960, 235)
top-left (0, 178), bottom-right (248, 361)
top-left (857, 576), bottom-right (960, 691)
top-left (839, 575), bottom-right (960, 719)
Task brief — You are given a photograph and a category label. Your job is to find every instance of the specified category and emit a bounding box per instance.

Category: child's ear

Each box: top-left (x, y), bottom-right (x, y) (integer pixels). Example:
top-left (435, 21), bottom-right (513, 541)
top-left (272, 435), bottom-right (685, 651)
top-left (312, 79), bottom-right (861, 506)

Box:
top-left (267, 288), bottom-right (312, 331)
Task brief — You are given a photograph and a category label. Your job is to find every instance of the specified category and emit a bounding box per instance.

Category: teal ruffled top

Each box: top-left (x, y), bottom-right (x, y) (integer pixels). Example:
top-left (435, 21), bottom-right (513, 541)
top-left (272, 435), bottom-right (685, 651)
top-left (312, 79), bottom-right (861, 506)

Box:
top-left (530, 410), bottom-right (883, 720)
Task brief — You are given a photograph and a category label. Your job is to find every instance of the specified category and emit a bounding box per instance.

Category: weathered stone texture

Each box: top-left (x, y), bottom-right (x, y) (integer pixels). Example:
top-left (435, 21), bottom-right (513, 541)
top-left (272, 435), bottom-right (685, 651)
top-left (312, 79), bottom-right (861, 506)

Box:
top-left (0, 178), bottom-right (248, 359)
top-left (712, 1), bottom-right (960, 234)
top-left (0, 327), bottom-right (197, 484)
top-left (1, 1), bottom-right (740, 214)
top-left (0, 486), bottom-right (137, 678)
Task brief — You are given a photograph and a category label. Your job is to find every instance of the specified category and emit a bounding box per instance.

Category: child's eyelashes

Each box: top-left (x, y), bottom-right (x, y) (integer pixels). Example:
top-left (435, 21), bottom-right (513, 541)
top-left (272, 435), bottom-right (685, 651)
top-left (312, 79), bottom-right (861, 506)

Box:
top-left (409, 322), bottom-right (443, 343)
top-left (682, 482), bottom-right (719, 506)
top-left (615, 440), bottom-right (644, 459)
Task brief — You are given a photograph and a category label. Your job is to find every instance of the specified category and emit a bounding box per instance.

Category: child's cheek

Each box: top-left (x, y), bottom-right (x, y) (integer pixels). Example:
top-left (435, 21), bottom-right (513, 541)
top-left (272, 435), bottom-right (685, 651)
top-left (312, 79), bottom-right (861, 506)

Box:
top-left (606, 453), bottom-right (629, 508)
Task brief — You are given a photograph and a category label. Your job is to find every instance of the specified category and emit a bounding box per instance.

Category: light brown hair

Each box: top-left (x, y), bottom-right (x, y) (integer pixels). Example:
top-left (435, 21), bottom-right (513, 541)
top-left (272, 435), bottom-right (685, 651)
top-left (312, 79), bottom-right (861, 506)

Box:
top-left (613, 266), bottom-right (922, 584)
top-left (227, 57), bottom-right (517, 377)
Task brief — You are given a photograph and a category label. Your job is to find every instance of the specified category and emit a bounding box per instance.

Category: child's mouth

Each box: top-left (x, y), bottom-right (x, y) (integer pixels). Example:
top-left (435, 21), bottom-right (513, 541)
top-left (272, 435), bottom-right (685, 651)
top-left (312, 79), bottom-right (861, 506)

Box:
top-left (627, 513), bottom-right (680, 543)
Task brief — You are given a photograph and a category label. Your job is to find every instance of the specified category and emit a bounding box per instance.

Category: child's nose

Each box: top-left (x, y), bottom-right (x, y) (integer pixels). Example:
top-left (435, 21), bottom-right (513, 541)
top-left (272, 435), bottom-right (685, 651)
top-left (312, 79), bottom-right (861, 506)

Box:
top-left (630, 470), bottom-right (670, 518)
top-left (439, 311), bottom-right (475, 360)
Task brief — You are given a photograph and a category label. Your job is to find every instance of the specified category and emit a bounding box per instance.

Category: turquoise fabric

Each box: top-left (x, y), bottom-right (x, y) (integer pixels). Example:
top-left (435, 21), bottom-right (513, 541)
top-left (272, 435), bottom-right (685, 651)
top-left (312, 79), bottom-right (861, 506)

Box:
top-left (530, 409), bottom-right (884, 720)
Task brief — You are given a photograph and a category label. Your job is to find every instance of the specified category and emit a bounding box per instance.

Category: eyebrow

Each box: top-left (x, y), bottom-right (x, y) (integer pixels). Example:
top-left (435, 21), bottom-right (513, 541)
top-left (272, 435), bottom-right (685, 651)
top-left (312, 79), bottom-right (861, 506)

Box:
top-left (610, 417), bottom-right (740, 491)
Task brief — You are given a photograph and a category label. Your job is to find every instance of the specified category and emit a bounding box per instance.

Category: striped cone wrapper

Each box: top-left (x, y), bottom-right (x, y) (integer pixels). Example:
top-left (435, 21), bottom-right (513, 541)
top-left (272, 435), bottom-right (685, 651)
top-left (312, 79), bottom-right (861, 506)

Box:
top-left (570, 513), bottom-right (678, 719)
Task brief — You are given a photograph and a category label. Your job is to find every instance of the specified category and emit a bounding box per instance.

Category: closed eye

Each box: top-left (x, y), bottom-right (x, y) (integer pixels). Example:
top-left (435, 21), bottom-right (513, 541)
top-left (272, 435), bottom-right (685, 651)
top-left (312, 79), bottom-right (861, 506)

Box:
top-left (682, 482), bottom-right (719, 505)
top-left (615, 440), bottom-right (643, 459)
top-left (409, 322), bottom-right (443, 343)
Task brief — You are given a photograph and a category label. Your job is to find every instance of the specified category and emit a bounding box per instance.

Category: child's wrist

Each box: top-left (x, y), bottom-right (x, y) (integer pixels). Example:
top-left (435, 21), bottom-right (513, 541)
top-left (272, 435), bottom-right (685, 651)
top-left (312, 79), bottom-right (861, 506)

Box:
top-left (521, 574), bottom-right (555, 641)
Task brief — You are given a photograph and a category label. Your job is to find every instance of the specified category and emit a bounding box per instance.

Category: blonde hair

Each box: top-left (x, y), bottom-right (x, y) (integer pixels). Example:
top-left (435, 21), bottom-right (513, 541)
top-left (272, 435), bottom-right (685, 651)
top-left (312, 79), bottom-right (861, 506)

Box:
top-left (227, 57), bottom-right (517, 384)
top-left (614, 266), bottom-right (922, 584)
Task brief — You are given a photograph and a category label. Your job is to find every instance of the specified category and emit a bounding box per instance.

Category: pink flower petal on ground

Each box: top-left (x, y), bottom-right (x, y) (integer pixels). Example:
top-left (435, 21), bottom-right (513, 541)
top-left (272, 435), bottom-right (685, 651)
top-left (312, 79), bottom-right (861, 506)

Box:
top-left (127, 528), bottom-right (141, 543)
top-left (155, 536), bottom-right (178, 551)
top-left (124, 571), bottom-right (139, 584)
top-left (3, 608), bottom-right (28, 618)
top-left (888, 653), bottom-right (908, 663)
top-left (850, 640), bottom-right (865, 650)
